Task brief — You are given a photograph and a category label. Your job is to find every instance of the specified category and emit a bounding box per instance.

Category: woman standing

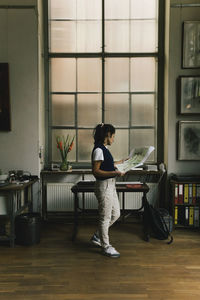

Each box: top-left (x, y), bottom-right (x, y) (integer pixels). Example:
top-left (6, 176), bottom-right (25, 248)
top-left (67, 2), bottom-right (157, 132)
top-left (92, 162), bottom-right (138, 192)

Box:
top-left (91, 123), bottom-right (125, 258)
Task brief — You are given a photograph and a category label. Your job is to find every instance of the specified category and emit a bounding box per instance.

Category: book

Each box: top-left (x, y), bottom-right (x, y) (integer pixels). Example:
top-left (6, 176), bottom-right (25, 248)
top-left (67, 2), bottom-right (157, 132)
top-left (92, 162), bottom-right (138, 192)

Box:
top-left (189, 206), bottom-right (194, 226)
top-left (194, 206), bottom-right (199, 227)
top-left (174, 206), bottom-right (178, 225)
top-left (116, 146), bottom-right (155, 173)
top-left (192, 184), bottom-right (196, 205)
top-left (188, 183), bottom-right (193, 204)
top-left (178, 183), bottom-right (183, 204)
top-left (174, 183), bottom-right (178, 204)
top-left (185, 206), bottom-right (189, 226)
top-left (184, 183), bottom-right (189, 203)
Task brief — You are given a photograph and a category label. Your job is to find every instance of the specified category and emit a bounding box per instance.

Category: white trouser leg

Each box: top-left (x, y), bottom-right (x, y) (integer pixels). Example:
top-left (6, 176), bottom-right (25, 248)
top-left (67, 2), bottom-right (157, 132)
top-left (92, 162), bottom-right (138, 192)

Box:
top-left (95, 178), bottom-right (120, 248)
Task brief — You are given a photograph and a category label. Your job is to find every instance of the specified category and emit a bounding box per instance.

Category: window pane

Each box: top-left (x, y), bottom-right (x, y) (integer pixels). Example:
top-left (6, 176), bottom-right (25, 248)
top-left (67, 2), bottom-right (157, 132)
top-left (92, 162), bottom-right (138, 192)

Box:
top-left (77, 0), bottom-right (101, 19)
top-left (105, 0), bottom-right (129, 19)
top-left (105, 94), bottom-right (129, 127)
top-left (131, 94), bottom-right (155, 126)
top-left (77, 58), bottom-right (101, 92)
top-left (130, 129), bottom-right (155, 161)
top-left (105, 21), bottom-right (129, 52)
top-left (131, 0), bottom-right (158, 19)
top-left (51, 58), bottom-right (76, 92)
top-left (105, 58), bottom-right (129, 92)
top-left (50, 21), bottom-right (76, 53)
top-left (78, 130), bottom-right (93, 161)
top-left (109, 129), bottom-right (129, 161)
top-left (49, 0), bottom-right (76, 19)
top-left (52, 129), bottom-right (76, 162)
top-left (131, 58), bottom-right (156, 92)
top-left (131, 20), bottom-right (157, 53)
top-left (77, 21), bottom-right (101, 52)
top-left (77, 94), bottom-right (101, 127)
top-left (52, 95), bottom-right (75, 126)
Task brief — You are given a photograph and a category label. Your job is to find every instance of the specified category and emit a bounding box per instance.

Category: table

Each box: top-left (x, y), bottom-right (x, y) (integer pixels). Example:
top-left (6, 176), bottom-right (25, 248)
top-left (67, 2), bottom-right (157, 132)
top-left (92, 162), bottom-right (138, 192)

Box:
top-left (0, 179), bottom-right (38, 247)
top-left (71, 181), bottom-right (150, 241)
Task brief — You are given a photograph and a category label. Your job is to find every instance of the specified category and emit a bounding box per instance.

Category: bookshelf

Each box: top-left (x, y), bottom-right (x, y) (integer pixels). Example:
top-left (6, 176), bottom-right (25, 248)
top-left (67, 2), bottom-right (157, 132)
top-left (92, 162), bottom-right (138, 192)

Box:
top-left (170, 176), bottom-right (200, 228)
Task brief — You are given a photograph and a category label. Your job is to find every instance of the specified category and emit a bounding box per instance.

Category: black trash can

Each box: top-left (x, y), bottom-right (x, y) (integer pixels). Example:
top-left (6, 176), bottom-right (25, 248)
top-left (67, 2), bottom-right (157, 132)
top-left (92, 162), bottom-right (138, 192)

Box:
top-left (15, 213), bottom-right (41, 246)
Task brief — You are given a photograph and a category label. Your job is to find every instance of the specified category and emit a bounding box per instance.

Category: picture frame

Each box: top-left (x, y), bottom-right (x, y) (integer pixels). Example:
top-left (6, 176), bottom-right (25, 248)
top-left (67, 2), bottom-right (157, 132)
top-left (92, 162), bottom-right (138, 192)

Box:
top-left (182, 21), bottom-right (200, 68)
top-left (178, 121), bottom-right (200, 160)
top-left (0, 63), bottom-right (11, 131)
top-left (179, 76), bottom-right (200, 114)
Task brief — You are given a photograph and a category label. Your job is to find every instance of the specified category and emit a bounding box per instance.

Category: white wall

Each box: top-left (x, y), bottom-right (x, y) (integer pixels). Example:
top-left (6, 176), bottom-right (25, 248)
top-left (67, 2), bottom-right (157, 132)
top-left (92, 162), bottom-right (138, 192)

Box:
top-left (165, 0), bottom-right (200, 176)
top-left (0, 2), bottom-right (41, 176)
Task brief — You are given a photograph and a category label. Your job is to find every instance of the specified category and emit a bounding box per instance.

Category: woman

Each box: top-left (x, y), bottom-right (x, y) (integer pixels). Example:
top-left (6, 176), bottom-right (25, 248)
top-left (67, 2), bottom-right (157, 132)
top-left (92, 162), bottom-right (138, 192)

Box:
top-left (91, 123), bottom-right (125, 258)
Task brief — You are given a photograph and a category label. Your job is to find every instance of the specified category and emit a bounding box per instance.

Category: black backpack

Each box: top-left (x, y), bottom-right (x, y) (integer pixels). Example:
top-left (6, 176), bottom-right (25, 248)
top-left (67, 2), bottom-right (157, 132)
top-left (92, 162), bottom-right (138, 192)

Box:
top-left (143, 201), bottom-right (173, 244)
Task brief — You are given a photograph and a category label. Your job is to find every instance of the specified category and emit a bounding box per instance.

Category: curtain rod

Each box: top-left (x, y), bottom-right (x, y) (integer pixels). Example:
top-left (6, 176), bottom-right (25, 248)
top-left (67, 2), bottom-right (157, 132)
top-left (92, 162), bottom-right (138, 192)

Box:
top-left (171, 4), bottom-right (200, 8)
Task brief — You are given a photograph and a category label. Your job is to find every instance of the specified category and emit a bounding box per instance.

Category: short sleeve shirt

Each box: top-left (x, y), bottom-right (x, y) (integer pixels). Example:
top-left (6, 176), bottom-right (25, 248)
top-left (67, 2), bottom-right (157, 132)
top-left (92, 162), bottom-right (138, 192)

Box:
top-left (92, 147), bottom-right (104, 161)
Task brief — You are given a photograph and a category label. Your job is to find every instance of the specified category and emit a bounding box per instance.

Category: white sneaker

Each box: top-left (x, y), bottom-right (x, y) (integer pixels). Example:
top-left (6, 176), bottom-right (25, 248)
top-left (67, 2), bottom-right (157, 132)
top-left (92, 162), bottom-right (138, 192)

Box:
top-left (102, 246), bottom-right (120, 258)
top-left (90, 234), bottom-right (101, 247)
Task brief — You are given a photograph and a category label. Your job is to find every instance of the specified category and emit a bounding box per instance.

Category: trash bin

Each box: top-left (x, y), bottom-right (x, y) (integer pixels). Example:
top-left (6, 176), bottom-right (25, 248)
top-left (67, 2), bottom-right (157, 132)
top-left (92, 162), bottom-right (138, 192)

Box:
top-left (15, 213), bottom-right (41, 246)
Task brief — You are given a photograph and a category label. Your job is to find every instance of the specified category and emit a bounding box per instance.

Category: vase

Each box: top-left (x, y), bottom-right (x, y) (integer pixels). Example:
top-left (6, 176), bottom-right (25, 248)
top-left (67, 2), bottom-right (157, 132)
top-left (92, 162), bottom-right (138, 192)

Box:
top-left (60, 159), bottom-right (69, 171)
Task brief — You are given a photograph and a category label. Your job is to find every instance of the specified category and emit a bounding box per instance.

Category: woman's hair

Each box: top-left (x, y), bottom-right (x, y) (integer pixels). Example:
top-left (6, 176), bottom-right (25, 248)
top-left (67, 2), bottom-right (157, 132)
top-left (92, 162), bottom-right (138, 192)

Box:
top-left (93, 123), bottom-right (115, 145)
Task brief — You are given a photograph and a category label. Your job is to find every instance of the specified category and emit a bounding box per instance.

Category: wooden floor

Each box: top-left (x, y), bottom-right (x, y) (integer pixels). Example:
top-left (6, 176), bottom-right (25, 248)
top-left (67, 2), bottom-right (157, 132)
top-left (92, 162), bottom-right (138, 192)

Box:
top-left (1, 218), bottom-right (200, 300)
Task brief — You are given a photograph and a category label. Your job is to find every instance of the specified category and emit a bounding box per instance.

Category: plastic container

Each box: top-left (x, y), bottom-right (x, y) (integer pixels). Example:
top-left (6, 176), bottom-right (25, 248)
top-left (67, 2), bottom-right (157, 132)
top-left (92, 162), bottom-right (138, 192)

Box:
top-left (15, 213), bottom-right (41, 246)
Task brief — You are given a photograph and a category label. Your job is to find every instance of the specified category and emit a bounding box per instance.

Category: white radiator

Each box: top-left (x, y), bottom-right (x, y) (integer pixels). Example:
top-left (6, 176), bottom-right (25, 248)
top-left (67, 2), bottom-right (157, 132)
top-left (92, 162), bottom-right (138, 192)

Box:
top-left (46, 183), bottom-right (143, 212)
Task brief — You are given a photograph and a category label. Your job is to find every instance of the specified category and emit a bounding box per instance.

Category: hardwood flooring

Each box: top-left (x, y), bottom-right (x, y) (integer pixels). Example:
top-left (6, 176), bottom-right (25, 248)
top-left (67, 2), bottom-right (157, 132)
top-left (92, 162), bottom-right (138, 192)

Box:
top-left (0, 218), bottom-right (200, 300)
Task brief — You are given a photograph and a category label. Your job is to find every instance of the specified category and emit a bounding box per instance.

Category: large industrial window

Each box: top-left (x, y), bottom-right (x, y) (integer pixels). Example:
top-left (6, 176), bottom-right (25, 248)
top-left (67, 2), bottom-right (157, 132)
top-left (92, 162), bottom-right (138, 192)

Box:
top-left (46, 0), bottom-right (163, 166)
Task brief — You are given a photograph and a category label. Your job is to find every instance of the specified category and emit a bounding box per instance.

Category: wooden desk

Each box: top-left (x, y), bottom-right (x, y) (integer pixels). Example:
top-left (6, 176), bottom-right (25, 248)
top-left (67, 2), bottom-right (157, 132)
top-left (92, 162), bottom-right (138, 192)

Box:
top-left (71, 181), bottom-right (149, 241)
top-left (0, 179), bottom-right (38, 247)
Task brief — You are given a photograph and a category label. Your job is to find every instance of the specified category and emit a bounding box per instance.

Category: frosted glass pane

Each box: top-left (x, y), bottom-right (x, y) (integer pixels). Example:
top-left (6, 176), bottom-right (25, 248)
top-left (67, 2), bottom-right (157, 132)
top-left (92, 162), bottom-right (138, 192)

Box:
top-left (77, 94), bottom-right (101, 127)
top-left (51, 58), bottom-right (76, 92)
top-left (105, 58), bottom-right (129, 92)
top-left (105, 21), bottom-right (129, 52)
top-left (77, 21), bottom-right (101, 52)
top-left (77, 0), bottom-right (102, 19)
top-left (131, 58), bottom-right (156, 92)
top-left (130, 129), bottom-right (155, 161)
top-left (77, 58), bottom-right (101, 92)
top-left (131, 20), bottom-right (157, 53)
top-left (109, 130), bottom-right (129, 161)
top-left (131, 94), bottom-right (154, 126)
top-left (52, 129), bottom-right (76, 162)
top-left (52, 95), bottom-right (75, 126)
top-left (105, 94), bottom-right (129, 127)
top-left (78, 130), bottom-right (94, 161)
top-left (49, 0), bottom-right (76, 19)
top-left (131, 0), bottom-right (158, 19)
top-left (105, 0), bottom-right (129, 19)
top-left (50, 21), bottom-right (76, 53)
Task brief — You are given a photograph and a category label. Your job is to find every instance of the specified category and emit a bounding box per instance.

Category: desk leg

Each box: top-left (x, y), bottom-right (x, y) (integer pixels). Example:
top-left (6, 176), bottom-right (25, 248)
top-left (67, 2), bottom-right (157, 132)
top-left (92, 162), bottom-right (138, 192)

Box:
top-left (142, 192), bottom-right (150, 242)
top-left (10, 192), bottom-right (16, 247)
top-left (72, 192), bottom-right (79, 241)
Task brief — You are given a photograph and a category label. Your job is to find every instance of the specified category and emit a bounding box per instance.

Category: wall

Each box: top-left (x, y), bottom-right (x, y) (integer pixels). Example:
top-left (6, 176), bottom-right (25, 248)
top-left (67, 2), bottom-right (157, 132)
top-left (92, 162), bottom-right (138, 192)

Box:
top-left (0, 0), bottom-right (45, 177)
top-left (165, 0), bottom-right (200, 176)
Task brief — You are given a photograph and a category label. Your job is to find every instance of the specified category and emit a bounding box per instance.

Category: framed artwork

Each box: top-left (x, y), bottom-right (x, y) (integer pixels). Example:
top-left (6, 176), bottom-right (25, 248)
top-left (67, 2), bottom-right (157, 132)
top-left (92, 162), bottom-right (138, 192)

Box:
top-left (178, 121), bottom-right (200, 160)
top-left (179, 76), bottom-right (200, 114)
top-left (182, 21), bottom-right (200, 68)
top-left (0, 63), bottom-right (11, 131)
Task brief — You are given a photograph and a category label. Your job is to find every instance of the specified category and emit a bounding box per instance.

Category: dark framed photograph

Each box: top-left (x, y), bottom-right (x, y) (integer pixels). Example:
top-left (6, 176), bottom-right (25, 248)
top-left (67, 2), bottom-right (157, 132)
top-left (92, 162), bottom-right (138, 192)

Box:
top-left (182, 21), bottom-right (200, 68)
top-left (178, 121), bottom-right (200, 160)
top-left (179, 76), bottom-right (200, 114)
top-left (0, 63), bottom-right (11, 131)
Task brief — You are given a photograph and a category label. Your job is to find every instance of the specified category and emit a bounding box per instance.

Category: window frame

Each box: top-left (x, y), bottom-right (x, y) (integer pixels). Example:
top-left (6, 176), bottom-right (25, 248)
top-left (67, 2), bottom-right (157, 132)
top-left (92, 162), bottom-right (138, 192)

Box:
top-left (44, 0), bottom-right (165, 168)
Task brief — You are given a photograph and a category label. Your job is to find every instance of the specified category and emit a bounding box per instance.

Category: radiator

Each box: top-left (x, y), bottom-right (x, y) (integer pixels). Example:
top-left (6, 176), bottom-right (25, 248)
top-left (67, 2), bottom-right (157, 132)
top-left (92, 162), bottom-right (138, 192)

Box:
top-left (46, 183), bottom-right (143, 212)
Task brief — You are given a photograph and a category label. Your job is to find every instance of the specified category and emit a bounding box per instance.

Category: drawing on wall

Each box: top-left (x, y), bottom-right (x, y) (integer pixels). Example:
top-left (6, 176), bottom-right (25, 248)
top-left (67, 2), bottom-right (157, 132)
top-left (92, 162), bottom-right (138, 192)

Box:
top-left (179, 76), bottom-right (200, 114)
top-left (178, 121), bottom-right (200, 160)
top-left (0, 63), bottom-right (11, 131)
top-left (182, 21), bottom-right (200, 68)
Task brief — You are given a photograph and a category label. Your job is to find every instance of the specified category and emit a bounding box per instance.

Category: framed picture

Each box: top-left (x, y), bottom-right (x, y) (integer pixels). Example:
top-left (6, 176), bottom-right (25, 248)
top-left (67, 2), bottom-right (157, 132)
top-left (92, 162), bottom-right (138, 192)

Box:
top-left (0, 63), bottom-right (11, 131)
top-left (182, 21), bottom-right (200, 68)
top-left (178, 121), bottom-right (200, 160)
top-left (179, 76), bottom-right (200, 114)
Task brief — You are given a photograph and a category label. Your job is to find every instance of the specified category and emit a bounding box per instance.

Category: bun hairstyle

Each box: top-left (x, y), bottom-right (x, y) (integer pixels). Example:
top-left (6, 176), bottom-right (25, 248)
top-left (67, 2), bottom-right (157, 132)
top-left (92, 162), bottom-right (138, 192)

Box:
top-left (93, 123), bottom-right (115, 145)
